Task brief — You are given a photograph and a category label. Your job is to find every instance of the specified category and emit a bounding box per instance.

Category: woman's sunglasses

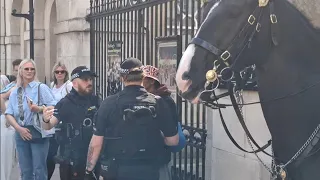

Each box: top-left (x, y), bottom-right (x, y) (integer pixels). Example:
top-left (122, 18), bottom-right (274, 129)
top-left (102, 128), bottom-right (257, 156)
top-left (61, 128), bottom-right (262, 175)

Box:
top-left (54, 70), bottom-right (66, 74)
top-left (24, 68), bottom-right (35, 71)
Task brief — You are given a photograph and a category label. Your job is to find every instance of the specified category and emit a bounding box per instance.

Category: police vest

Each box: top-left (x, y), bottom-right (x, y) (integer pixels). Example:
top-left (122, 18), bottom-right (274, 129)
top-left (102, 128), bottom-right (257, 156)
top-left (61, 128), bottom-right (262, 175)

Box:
top-left (102, 91), bottom-right (165, 161)
top-left (55, 94), bottom-right (99, 150)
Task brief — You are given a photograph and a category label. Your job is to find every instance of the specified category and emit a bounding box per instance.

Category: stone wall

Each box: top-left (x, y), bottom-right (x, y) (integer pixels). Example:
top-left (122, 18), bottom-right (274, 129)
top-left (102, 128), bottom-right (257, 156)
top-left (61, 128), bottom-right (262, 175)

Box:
top-left (205, 89), bottom-right (272, 180)
top-left (0, 0), bottom-right (90, 83)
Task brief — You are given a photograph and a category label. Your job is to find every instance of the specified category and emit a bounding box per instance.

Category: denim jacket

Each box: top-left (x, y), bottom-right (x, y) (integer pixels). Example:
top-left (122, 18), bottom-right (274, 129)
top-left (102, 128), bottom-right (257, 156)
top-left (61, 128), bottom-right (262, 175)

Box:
top-left (5, 81), bottom-right (57, 137)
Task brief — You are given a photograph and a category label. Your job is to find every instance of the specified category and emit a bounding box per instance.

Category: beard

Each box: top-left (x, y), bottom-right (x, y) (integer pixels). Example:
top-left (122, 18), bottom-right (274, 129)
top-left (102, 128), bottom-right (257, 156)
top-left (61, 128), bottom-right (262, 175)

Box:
top-left (78, 84), bottom-right (93, 96)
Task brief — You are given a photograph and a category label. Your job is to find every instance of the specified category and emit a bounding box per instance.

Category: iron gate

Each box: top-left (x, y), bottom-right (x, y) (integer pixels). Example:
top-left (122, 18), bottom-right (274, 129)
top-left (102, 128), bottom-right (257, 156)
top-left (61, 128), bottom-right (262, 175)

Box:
top-left (86, 0), bottom-right (210, 179)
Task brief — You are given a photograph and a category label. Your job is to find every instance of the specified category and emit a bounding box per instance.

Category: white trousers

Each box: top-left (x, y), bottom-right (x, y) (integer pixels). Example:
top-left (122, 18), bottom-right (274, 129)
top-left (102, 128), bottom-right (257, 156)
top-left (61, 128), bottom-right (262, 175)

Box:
top-left (0, 114), bottom-right (17, 180)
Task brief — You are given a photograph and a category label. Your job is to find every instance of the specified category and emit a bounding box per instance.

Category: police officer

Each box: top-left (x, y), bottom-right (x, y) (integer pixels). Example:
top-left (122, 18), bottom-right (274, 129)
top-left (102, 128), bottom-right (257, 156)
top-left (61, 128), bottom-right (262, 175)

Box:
top-left (42, 66), bottom-right (100, 180)
top-left (84, 58), bottom-right (179, 180)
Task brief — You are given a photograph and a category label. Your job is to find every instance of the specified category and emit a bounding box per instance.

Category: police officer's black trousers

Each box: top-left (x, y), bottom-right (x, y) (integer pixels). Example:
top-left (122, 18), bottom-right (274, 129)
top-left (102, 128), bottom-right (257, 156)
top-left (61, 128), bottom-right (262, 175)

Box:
top-left (101, 165), bottom-right (160, 180)
top-left (59, 163), bottom-right (85, 180)
top-left (59, 162), bottom-right (101, 180)
top-left (47, 137), bottom-right (59, 179)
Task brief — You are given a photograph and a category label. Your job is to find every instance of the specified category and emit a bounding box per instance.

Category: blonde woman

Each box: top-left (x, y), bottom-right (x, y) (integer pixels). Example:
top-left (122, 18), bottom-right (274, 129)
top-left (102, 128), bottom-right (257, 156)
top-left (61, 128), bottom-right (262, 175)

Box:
top-left (5, 59), bottom-right (56, 180)
top-left (47, 61), bottom-right (72, 179)
top-left (50, 61), bottom-right (72, 101)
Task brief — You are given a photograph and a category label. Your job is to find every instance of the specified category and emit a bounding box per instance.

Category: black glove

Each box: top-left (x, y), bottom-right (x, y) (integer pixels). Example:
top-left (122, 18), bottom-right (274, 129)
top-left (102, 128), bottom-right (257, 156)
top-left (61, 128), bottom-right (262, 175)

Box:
top-left (84, 170), bottom-right (97, 180)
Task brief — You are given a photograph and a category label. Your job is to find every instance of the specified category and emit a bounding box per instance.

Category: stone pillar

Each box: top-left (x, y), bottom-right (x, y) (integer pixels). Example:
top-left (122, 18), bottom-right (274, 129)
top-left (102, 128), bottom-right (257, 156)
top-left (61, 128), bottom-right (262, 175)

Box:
top-left (1, 0), bottom-right (23, 74)
top-left (206, 89), bottom-right (272, 180)
top-left (0, 0), bottom-right (6, 73)
top-left (4, 36), bottom-right (21, 74)
top-left (24, 29), bottom-right (46, 82)
top-left (54, 0), bottom-right (90, 73)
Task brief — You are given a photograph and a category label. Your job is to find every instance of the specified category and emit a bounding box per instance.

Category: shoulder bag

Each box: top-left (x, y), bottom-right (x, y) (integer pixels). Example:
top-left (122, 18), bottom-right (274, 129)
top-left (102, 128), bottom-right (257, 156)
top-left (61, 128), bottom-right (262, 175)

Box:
top-left (18, 84), bottom-right (42, 141)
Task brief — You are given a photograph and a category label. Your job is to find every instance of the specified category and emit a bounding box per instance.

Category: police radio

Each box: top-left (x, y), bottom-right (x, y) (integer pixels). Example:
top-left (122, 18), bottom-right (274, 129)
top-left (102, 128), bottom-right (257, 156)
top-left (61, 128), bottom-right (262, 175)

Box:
top-left (82, 106), bottom-right (96, 127)
top-left (80, 106), bottom-right (97, 141)
top-left (83, 118), bottom-right (93, 127)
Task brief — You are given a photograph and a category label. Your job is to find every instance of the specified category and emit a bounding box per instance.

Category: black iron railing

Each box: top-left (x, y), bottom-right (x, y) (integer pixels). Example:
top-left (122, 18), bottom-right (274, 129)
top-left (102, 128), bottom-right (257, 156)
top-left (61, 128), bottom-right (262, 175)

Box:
top-left (87, 0), bottom-right (212, 179)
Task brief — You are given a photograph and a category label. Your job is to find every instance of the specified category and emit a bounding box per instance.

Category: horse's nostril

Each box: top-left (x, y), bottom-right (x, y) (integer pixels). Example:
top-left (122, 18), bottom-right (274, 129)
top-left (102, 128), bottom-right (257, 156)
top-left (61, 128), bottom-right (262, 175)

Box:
top-left (182, 71), bottom-right (191, 80)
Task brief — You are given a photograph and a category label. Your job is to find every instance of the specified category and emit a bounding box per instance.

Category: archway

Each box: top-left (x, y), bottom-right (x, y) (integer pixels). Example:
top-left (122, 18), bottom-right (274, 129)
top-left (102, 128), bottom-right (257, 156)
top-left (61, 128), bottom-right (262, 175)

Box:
top-left (44, 0), bottom-right (57, 84)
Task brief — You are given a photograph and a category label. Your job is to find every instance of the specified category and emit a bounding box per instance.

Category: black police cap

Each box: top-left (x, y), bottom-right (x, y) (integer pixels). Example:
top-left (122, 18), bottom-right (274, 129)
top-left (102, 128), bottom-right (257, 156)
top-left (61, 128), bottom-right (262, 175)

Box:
top-left (119, 58), bottom-right (143, 75)
top-left (71, 66), bottom-right (98, 81)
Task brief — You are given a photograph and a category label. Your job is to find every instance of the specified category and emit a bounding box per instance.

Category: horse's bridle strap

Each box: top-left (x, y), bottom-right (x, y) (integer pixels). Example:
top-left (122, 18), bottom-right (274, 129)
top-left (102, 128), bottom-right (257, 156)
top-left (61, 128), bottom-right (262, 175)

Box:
top-left (190, 37), bottom-right (222, 56)
top-left (269, 1), bottom-right (279, 46)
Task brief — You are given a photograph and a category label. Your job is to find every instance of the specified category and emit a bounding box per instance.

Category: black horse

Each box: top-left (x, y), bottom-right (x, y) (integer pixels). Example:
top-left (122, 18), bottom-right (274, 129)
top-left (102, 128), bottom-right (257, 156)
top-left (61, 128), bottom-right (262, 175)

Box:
top-left (175, 0), bottom-right (320, 179)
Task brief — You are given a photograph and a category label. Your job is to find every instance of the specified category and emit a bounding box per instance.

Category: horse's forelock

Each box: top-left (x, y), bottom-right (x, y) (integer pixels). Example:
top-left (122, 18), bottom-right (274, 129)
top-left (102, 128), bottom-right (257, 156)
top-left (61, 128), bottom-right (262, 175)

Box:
top-left (287, 0), bottom-right (320, 28)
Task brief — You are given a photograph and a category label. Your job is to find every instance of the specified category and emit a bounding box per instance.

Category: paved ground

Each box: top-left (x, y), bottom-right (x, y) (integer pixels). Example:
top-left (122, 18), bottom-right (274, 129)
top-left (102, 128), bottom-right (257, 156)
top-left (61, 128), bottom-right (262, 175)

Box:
top-left (11, 164), bottom-right (60, 180)
top-left (11, 164), bottom-right (103, 180)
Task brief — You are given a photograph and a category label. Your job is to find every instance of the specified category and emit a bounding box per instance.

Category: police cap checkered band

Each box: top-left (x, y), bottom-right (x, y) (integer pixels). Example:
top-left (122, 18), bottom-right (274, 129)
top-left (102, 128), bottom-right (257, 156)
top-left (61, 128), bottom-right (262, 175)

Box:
top-left (119, 57), bottom-right (143, 75)
top-left (71, 66), bottom-right (97, 81)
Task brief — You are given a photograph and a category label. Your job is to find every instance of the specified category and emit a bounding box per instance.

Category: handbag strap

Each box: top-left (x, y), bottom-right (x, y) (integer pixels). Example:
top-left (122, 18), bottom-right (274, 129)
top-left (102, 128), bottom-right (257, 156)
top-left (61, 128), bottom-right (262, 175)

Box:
top-left (18, 87), bottom-right (24, 121)
top-left (65, 81), bottom-right (70, 94)
top-left (37, 83), bottom-right (41, 105)
top-left (18, 83), bottom-right (42, 121)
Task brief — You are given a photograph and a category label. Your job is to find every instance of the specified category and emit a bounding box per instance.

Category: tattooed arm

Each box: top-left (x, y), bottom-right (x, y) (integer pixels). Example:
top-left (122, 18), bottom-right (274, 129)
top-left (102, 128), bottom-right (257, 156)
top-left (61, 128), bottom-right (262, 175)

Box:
top-left (86, 135), bottom-right (104, 171)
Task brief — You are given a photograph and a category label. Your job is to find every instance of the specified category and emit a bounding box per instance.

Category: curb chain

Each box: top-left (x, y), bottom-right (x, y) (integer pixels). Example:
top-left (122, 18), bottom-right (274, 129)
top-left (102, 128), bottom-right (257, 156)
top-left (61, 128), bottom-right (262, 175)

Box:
top-left (235, 88), bottom-right (320, 179)
top-left (235, 89), bottom-right (273, 174)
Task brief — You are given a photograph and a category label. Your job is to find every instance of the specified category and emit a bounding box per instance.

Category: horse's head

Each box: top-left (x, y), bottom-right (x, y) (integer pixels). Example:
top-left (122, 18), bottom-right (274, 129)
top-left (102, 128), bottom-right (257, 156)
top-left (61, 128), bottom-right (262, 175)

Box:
top-left (176, 0), bottom-right (275, 103)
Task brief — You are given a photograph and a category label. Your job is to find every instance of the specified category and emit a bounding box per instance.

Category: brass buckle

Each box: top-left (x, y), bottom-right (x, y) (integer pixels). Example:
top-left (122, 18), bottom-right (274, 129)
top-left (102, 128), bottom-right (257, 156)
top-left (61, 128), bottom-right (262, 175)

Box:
top-left (248, 15), bottom-right (256, 25)
top-left (221, 51), bottom-right (231, 61)
top-left (259, 0), bottom-right (269, 7)
top-left (270, 14), bottom-right (278, 24)
top-left (256, 23), bottom-right (261, 32)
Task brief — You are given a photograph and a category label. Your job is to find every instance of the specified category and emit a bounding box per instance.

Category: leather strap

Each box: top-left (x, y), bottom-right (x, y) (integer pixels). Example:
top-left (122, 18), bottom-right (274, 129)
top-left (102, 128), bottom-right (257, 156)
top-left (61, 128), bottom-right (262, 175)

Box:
top-left (18, 83), bottom-right (42, 122)
top-left (18, 87), bottom-right (24, 121)
top-left (190, 37), bottom-right (222, 56)
top-left (269, 1), bottom-right (279, 46)
top-left (216, 99), bottom-right (271, 154)
top-left (37, 83), bottom-right (42, 106)
top-left (228, 83), bottom-right (273, 157)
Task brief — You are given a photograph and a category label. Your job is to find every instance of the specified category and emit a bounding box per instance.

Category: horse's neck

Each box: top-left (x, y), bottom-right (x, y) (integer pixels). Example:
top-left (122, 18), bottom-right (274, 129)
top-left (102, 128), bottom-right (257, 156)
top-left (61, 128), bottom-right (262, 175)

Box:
top-left (256, 0), bottom-right (320, 99)
top-left (254, 4), bottom-right (320, 165)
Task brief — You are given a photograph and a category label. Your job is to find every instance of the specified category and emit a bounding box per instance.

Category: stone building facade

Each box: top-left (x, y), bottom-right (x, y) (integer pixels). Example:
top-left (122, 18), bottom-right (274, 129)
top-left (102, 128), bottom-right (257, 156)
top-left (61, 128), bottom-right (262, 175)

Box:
top-left (0, 0), bottom-right (91, 82)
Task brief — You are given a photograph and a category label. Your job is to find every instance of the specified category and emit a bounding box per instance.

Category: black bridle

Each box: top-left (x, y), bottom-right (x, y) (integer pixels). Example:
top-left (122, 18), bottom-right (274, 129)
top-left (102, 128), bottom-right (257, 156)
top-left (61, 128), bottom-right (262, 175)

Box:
top-left (185, 0), bottom-right (320, 179)
top-left (188, 1), bottom-right (279, 158)
top-left (190, 1), bottom-right (278, 73)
